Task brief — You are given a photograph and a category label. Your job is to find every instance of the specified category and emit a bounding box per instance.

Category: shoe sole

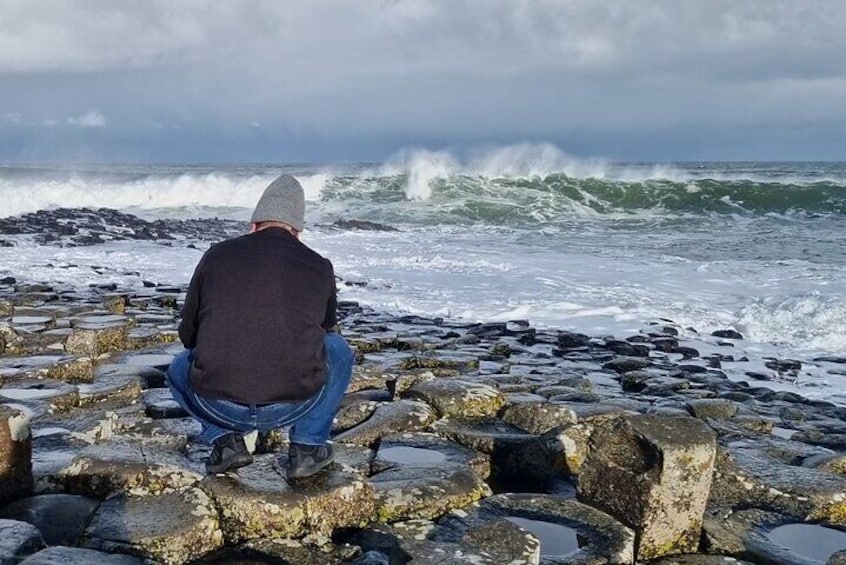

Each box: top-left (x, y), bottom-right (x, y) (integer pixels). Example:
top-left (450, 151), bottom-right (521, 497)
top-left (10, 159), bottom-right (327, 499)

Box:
top-left (286, 453), bottom-right (335, 479)
top-left (206, 453), bottom-right (254, 474)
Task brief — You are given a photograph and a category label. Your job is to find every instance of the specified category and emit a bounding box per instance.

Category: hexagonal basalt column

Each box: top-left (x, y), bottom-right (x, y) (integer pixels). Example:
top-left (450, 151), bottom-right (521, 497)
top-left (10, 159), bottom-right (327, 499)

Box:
top-left (577, 415), bottom-right (717, 561)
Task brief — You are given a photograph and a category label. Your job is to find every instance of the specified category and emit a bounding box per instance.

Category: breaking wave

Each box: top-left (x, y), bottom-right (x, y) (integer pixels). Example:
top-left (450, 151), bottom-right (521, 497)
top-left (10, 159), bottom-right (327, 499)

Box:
top-left (1, 145), bottom-right (845, 225)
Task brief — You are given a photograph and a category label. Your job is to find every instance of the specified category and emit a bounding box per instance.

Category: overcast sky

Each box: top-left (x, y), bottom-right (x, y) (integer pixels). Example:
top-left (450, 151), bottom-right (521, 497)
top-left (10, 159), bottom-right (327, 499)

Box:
top-left (1, 0), bottom-right (844, 163)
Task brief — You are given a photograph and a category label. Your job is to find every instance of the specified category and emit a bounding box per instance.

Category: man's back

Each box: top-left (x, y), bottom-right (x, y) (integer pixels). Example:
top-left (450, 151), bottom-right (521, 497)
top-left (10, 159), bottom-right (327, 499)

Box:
top-left (179, 227), bottom-right (337, 404)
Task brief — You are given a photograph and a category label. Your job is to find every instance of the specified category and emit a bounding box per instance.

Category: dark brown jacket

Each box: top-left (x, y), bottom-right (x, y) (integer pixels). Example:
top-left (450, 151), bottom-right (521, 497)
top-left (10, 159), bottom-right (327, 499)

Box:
top-left (179, 227), bottom-right (337, 403)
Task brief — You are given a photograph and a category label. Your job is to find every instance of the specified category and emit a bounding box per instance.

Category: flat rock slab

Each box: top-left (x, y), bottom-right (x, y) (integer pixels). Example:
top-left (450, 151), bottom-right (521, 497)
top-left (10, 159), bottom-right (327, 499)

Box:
top-left (0, 519), bottom-right (45, 564)
top-left (61, 439), bottom-right (204, 498)
top-left (370, 463), bottom-right (491, 522)
top-left (77, 374), bottom-right (143, 406)
top-left (403, 378), bottom-right (505, 419)
top-left (435, 493), bottom-right (636, 565)
top-left (334, 399), bottom-right (437, 447)
top-left (0, 493), bottom-right (99, 546)
top-left (430, 417), bottom-right (534, 454)
top-left (0, 355), bottom-right (93, 384)
top-left (577, 415), bottom-right (717, 561)
top-left (19, 547), bottom-right (144, 565)
top-left (121, 353), bottom-right (175, 371)
top-left (0, 379), bottom-right (79, 412)
top-left (500, 399), bottom-right (578, 434)
top-left (710, 438), bottom-right (846, 525)
top-left (82, 488), bottom-right (222, 565)
top-left (201, 454), bottom-right (375, 543)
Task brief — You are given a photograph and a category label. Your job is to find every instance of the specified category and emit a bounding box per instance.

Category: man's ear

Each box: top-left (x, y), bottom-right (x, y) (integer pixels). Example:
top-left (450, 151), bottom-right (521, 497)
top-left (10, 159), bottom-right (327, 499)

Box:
top-left (249, 223), bottom-right (258, 233)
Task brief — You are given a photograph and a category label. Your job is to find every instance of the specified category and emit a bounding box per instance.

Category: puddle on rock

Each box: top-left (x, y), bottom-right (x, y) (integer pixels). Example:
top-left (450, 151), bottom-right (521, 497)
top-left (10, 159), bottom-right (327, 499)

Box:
top-left (505, 516), bottom-right (582, 557)
top-left (378, 446), bottom-right (448, 465)
top-left (768, 523), bottom-right (846, 563)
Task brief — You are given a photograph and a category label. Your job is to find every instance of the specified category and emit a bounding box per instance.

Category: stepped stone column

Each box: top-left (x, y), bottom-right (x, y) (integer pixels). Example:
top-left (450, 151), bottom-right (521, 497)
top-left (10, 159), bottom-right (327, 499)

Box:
top-left (0, 406), bottom-right (33, 505)
top-left (577, 414), bottom-right (717, 561)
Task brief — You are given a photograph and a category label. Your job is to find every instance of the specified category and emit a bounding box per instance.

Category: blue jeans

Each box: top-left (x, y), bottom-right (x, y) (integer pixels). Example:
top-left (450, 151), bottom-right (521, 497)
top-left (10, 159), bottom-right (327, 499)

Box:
top-left (166, 332), bottom-right (354, 445)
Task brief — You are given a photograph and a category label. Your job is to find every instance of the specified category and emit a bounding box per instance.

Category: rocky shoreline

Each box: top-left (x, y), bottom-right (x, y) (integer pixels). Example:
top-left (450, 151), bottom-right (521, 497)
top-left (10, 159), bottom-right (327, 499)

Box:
top-left (2, 278), bottom-right (846, 564)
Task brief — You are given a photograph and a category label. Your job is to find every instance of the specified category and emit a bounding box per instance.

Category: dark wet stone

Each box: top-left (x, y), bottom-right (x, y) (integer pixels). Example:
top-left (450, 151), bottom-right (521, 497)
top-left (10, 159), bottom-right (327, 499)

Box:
top-left (0, 494), bottom-right (99, 546)
top-left (712, 329), bottom-right (743, 340)
top-left (0, 519), bottom-right (44, 564)
top-left (547, 390), bottom-right (602, 403)
top-left (620, 370), bottom-right (652, 392)
top-left (686, 398), bottom-right (741, 421)
top-left (815, 356), bottom-right (846, 364)
top-left (676, 364), bottom-right (709, 374)
top-left (551, 331), bottom-right (588, 350)
top-left (765, 358), bottom-right (802, 373)
top-left (650, 337), bottom-right (679, 352)
top-left (603, 339), bottom-right (646, 357)
top-left (603, 357), bottom-right (652, 374)
top-left (331, 219), bottom-right (399, 232)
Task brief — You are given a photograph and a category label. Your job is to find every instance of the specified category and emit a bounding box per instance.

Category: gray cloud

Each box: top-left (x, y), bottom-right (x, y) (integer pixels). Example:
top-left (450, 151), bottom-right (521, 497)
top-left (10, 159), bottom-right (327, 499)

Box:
top-left (0, 0), bottom-right (844, 161)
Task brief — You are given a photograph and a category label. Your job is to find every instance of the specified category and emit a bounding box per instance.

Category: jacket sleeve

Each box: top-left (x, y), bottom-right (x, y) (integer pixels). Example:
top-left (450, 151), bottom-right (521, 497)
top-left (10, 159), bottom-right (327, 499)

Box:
top-left (178, 253), bottom-right (207, 348)
top-left (322, 259), bottom-right (339, 331)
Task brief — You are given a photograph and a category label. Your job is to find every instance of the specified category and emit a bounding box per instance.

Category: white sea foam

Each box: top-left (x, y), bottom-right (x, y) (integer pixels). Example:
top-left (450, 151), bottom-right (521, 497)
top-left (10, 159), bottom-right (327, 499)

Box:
top-left (0, 173), bottom-right (275, 218)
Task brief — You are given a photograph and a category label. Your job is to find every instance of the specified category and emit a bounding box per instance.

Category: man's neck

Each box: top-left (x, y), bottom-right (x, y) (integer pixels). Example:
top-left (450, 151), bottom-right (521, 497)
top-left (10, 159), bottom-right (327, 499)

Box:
top-left (252, 221), bottom-right (300, 239)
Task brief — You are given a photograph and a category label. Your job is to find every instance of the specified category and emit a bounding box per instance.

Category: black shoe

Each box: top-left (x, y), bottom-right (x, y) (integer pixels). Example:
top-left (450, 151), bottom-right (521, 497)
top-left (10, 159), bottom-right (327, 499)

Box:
top-left (206, 433), bottom-right (254, 474)
top-left (286, 442), bottom-right (335, 479)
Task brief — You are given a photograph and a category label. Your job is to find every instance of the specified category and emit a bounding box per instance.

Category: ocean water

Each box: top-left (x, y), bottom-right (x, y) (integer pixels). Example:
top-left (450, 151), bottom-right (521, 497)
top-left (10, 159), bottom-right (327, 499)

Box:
top-left (2, 145), bottom-right (845, 401)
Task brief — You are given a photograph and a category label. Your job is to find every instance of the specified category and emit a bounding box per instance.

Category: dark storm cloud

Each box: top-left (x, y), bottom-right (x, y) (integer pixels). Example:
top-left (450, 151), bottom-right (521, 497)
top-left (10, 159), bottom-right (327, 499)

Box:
top-left (1, 0), bottom-right (844, 161)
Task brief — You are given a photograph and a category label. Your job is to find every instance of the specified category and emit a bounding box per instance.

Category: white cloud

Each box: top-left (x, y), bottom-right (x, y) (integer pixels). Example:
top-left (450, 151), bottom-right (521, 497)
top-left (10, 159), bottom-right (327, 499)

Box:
top-left (3, 112), bottom-right (22, 123)
top-left (67, 110), bottom-right (106, 127)
top-left (0, 1), bottom-right (844, 159)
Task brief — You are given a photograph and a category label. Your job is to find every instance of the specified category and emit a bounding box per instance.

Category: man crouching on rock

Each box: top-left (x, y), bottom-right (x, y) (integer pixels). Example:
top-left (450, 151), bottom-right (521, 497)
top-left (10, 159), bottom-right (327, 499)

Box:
top-left (166, 174), bottom-right (354, 478)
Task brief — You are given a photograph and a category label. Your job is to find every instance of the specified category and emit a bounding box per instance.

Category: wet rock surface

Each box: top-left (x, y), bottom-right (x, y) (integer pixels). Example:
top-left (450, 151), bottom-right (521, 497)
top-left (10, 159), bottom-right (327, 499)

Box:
top-left (2, 281), bottom-right (846, 562)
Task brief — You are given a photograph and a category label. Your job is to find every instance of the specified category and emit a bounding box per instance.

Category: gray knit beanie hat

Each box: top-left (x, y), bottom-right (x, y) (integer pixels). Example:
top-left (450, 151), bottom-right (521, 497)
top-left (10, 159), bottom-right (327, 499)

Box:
top-left (250, 174), bottom-right (305, 231)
